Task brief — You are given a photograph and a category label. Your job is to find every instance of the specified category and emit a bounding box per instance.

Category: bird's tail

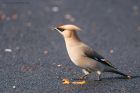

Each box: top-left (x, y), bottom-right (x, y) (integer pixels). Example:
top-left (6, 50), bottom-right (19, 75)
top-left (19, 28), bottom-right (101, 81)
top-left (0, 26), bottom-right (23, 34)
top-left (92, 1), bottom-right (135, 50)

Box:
top-left (107, 69), bottom-right (132, 79)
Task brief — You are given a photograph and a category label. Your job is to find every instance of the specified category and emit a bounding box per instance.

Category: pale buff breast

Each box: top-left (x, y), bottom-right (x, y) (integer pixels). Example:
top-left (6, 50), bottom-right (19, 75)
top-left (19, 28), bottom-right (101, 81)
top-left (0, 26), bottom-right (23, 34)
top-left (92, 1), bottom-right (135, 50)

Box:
top-left (66, 44), bottom-right (90, 66)
top-left (66, 45), bottom-right (85, 65)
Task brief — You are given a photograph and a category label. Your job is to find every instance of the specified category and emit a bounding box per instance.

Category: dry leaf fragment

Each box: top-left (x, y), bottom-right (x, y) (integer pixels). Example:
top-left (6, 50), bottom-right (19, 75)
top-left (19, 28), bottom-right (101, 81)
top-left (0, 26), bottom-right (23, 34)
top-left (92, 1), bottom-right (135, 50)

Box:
top-left (62, 79), bottom-right (71, 84)
top-left (72, 80), bottom-right (86, 85)
top-left (62, 78), bottom-right (86, 85)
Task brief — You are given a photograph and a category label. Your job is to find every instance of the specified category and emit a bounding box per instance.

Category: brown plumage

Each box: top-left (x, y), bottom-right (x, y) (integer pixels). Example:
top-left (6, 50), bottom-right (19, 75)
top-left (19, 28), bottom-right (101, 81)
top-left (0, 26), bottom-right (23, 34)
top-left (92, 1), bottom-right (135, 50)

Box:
top-left (53, 24), bottom-right (131, 80)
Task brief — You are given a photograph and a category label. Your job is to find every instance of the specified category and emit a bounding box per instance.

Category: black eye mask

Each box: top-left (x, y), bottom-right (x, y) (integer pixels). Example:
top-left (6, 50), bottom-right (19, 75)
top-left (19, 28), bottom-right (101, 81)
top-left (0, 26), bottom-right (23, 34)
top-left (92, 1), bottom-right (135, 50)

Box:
top-left (56, 27), bottom-right (65, 32)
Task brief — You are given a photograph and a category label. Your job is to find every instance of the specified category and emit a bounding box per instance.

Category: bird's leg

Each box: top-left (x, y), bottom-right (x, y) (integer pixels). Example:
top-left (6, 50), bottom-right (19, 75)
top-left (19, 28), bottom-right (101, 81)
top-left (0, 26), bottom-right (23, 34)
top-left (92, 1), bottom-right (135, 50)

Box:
top-left (97, 74), bottom-right (101, 81)
top-left (81, 74), bottom-right (88, 79)
top-left (95, 71), bottom-right (102, 81)
top-left (72, 69), bottom-right (90, 80)
top-left (81, 69), bottom-right (90, 79)
top-left (72, 75), bottom-right (88, 80)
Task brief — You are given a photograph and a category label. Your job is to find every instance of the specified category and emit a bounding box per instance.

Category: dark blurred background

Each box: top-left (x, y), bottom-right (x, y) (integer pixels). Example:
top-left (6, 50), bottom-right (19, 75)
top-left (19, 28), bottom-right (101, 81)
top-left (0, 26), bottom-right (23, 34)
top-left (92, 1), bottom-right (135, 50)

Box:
top-left (0, 0), bottom-right (140, 93)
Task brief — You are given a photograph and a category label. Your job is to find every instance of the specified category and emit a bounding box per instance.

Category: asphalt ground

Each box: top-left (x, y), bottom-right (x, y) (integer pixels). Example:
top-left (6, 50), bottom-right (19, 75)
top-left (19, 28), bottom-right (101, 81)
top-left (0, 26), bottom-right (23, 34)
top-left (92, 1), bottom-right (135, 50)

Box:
top-left (0, 0), bottom-right (140, 93)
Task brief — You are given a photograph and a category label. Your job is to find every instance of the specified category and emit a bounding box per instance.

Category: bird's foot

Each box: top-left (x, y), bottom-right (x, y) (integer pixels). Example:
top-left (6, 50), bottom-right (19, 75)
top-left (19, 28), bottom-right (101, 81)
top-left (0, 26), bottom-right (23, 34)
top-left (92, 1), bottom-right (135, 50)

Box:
top-left (94, 74), bottom-right (102, 81)
top-left (72, 75), bottom-right (87, 81)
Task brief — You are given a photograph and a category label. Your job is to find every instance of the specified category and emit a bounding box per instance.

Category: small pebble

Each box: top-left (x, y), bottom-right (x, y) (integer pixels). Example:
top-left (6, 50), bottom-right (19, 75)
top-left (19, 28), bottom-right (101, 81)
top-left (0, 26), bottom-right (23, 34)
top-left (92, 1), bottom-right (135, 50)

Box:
top-left (5, 49), bottom-right (12, 52)
top-left (64, 14), bottom-right (75, 22)
top-left (52, 6), bottom-right (59, 12)
top-left (44, 50), bottom-right (48, 54)
top-left (12, 86), bottom-right (16, 89)
top-left (57, 64), bottom-right (62, 67)
top-left (110, 49), bottom-right (114, 54)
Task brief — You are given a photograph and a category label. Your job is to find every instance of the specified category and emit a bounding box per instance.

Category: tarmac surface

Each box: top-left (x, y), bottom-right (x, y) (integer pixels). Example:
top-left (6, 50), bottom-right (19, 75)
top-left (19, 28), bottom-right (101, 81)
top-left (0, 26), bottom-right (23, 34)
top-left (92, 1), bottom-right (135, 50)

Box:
top-left (0, 0), bottom-right (140, 93)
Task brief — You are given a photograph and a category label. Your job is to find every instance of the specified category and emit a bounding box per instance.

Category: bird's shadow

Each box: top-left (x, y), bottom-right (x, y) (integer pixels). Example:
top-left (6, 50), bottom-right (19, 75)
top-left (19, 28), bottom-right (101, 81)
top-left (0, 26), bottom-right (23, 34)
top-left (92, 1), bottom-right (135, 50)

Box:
top-left (84, 75), bottom-right (140, 86)
top-left (100, 75), bottom-right (140, 80)
top-left (82, 75), bottom-right (140, 89)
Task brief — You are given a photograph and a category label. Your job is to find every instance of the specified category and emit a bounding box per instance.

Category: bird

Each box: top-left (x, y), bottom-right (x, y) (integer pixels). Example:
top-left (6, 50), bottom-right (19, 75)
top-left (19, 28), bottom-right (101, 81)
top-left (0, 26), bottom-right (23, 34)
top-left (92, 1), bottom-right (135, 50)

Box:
top-left (53, 24), bottom-right (132, 80)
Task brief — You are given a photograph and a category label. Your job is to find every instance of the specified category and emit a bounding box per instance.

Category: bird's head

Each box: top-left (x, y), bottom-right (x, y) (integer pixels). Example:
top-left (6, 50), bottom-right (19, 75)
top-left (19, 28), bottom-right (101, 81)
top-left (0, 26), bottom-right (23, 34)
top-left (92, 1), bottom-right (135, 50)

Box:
top-left (53, 24), bottom-right (81, 38)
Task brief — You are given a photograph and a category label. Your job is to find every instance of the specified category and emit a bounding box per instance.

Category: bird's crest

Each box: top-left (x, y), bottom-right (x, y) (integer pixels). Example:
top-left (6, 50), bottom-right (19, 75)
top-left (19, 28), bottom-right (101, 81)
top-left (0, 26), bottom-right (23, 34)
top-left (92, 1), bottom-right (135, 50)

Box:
top-left (58, 24), bottom-right (81, 31)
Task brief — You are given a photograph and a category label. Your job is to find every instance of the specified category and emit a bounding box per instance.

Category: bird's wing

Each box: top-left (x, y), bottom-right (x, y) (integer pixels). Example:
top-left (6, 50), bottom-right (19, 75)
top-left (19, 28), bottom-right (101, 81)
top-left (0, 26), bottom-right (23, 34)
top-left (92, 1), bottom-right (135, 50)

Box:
top-left (84, 47), bottom-right (116, 69)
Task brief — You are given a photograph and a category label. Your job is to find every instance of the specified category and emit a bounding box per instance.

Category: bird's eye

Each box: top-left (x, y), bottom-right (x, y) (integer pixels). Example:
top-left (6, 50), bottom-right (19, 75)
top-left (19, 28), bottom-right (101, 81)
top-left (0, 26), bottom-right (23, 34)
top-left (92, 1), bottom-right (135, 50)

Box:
top-left (57, 28), bottom-right (65, 32)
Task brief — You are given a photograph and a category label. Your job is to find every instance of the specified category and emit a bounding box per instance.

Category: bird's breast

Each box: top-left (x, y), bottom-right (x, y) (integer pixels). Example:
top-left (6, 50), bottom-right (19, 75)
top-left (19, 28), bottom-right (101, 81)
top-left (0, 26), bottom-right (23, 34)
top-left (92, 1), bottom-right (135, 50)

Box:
top-left (66, 46), bottom-right (85, 66)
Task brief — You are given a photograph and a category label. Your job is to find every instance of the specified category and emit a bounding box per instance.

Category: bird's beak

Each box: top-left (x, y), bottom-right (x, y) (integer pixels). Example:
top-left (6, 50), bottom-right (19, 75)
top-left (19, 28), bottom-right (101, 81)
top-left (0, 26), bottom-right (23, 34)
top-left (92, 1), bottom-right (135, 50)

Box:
top-left (51, 27), bottom-right (60, 32)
